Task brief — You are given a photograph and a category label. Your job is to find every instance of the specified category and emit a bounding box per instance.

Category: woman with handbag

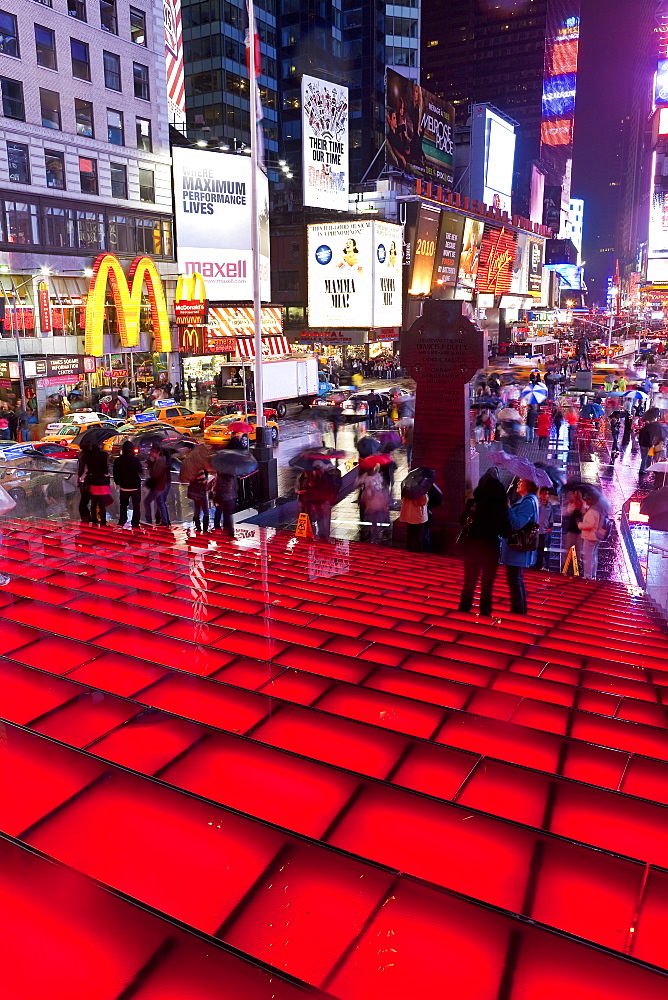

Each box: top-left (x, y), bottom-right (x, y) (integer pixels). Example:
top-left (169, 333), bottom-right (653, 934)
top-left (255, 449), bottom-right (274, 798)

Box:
top-left (499, 478), bottom-right (540, 615)
top-left (78, 440), bottom-right (111, 527)
top-left (458, 469), bottom-right (509, 617)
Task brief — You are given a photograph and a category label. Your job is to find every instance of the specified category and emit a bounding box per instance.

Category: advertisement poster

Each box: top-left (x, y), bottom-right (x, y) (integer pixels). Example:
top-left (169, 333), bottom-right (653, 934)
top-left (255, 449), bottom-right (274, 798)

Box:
top-left (408, 204), bottom-right (441, 296)
top-left (456, 218), bottom-right (485, 297)
top-left (476, 225), bottom-right (519, 296)
top-left (301, 74), bottom-right (349, 211)
top-left (164, 0), bottom-right (186, 127)
top-left (527, 238), bottom-right (544, 293)
top-left (307, 220), bottom-right (402, 329)
top-left (173, 147), bottom-right (270, 301)
top-left (432, 211), bottom-right (465, 291)
top-left (385, 69), bottom-right (455, 186)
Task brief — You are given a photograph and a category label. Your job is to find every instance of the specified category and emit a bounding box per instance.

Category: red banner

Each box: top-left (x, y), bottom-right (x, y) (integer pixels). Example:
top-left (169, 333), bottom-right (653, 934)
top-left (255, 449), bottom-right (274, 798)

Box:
top-left (37, 280), bottom-right (51, 334)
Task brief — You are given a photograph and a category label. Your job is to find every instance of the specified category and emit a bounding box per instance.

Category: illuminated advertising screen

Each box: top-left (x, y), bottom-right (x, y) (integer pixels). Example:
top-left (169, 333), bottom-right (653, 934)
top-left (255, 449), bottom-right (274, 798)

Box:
top-left (475, 225), bottom-right (519, 296)
top-left (301, 74), bottom-right (349, 211)
top-left (542, 73), bottom-right (577, 118)
top-left (540, 8), bottom-right (580, 221)
top-left (657, 60), bottom-right (668, 105)
top-left (456, 218), bottom-right (485, 297)
top-left (408, 204), bottom-right (441, 296)
top-left (164, 0), bottom-right (186, 127)
top-left (470, 105), bottom-right (516, 213)
top-left (385, 69), bottom-right (455, 186)
top-left (307, 220), bottom-right (402, 328)
top-left (527, 238), bottom-right (544, 293)
top-left (432, 211), bottom-right (465, 290)
top-left (173, 147), bottom-right (270, 301)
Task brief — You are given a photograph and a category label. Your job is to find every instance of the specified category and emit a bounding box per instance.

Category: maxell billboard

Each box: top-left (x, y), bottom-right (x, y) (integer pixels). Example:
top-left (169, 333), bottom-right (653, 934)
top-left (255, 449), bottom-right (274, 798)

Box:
top-left (173, 147), bottom-right (270, 301)
top-left (302, 74), bottom-right (349, 211)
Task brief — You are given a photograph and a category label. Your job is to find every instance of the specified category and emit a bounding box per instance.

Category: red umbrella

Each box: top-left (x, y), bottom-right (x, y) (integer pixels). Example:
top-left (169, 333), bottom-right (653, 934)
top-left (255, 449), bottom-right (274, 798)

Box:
top-left (228, 421), bottom-right (253, 433)
top-left (358, 453), bottom-right (393, 470)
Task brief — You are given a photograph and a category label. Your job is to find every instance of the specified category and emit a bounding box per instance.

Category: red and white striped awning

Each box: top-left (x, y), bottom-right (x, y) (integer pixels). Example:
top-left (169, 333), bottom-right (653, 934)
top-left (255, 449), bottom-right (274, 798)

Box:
top-left (235, 336), bottom-right (291, 359)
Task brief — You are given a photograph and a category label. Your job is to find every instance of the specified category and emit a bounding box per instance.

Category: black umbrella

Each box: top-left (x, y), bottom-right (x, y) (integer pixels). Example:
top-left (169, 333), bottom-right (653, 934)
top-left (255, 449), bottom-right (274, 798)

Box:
top-left (534, 461), bottom-right (566, 488)
top-left (210, 449), bottom-right (258, 478)
top-left (401, 467), bottom-right (436, 499)
top-left (471, 400), bottom-right (499, 409)
top-left (77, 425), bottom-right (119, 449)
top-left (289, 447), bottom-right (345, 471)
top-left (356, 436), bottom-right (381, 458)
top-left (643, 408), bottom-right (663, 423)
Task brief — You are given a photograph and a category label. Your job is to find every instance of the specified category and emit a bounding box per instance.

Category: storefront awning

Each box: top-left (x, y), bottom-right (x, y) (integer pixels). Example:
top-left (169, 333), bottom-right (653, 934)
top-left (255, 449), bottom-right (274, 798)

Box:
top-left (236, 336), bottom-right (291, 359)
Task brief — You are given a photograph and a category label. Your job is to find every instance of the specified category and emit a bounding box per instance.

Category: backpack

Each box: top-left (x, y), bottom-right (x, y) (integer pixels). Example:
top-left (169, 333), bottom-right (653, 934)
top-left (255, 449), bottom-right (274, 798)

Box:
top-left (596, 514), bottom-right (613, 541)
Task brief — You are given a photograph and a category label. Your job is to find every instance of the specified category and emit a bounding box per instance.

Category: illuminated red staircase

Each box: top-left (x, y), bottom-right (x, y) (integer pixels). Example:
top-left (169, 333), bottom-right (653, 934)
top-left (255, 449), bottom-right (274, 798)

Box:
top-left (1, 518), bottom-right (668, 998)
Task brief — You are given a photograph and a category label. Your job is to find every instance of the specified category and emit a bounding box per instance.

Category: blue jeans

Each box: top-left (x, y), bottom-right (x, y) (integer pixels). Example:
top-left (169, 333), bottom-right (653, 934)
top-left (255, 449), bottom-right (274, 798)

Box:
top-left (144, 485), bottom-right (171, 526)
top-left (526, 426), bottom-right (535, 443)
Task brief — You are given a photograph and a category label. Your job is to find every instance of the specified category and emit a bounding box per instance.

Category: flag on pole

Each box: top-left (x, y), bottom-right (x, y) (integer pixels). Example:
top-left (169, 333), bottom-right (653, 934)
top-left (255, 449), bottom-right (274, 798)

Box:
top-left (245, 0), bottom-right (265, 169)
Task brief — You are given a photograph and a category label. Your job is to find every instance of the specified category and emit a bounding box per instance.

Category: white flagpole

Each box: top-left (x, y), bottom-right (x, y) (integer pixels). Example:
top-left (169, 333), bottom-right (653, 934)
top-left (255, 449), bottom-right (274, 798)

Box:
top-left (247, 0), bottom-right (265, 428)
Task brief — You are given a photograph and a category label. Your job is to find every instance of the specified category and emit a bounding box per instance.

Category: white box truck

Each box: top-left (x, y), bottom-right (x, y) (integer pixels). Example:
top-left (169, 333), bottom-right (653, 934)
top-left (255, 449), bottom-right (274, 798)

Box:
top-left (214, 356), bottom-right (327, 417)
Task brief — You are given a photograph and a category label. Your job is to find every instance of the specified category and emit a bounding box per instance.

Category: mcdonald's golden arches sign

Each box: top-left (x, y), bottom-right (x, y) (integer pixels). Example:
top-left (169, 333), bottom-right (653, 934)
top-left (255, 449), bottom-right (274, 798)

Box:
top-left (174, 272), bottom-right (208, 324)
top-left (84, 253), bottom-right (172, 357)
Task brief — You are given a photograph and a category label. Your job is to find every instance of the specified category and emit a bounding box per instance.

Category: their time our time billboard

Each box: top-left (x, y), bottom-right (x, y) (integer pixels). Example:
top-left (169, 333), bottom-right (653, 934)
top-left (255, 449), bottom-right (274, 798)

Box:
top-left (173, 147), bottom-right (270, 301)
top-left (301, 74), bottom-right (349, 211)
top-left (307, 220), bottom-right (402, 329)
top-left (385, 69), bottom-right (455, 186)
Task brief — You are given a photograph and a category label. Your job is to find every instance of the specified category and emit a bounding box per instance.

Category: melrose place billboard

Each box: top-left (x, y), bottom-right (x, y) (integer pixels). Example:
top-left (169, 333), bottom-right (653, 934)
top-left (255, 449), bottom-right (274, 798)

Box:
top-left (307, 220), bottom-right (403, 329)
top-left (172, 147), bottom-right (270, 301)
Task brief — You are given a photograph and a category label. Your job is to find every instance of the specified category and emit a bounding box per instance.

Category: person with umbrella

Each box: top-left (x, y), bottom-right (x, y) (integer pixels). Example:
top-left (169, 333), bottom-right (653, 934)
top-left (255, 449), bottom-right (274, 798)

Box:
top-left (296, 458), bottom-right (341, 542)
top-left (144, 443), bottom-right (171, 527)
top-left (357, 456), bottom-right (391, 544)
top-left (499, 478), bottom-right (540, 615)
top-left (457, 469), bottom-right (509, 617)
top-left (78, 438), bottom-right (111, 527)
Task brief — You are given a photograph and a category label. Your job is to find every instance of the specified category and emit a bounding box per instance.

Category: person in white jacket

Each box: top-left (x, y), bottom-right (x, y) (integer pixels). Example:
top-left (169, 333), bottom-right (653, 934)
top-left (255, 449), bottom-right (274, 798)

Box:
top-left (580, 500), bottom-right (606, 579)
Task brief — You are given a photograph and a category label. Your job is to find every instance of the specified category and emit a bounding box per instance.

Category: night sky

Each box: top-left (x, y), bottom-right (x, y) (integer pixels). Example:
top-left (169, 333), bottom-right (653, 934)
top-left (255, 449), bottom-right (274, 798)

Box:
top-left (572, 0), bottom-right (650, 300)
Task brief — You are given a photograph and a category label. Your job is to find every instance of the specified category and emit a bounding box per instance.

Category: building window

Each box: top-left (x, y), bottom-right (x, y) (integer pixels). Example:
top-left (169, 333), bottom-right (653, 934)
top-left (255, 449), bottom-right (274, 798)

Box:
top-left (100, 0), bottom-right (117, 32)
top-left (277, 271), bottom-right (299, 292)
top-left (40, 88), bottom-right (61, 129)
top-left (67, 0), bottom-right (86, 19)
top-left (0, 11), bottom-right (19, 58)
top-left (44, 150), bottom-right (66, 189)
top-left (35, 24), bottom-right (57, 68)
top-left (5, 202), bottom-right (39, 245)
top-left (0, 77), bottom-right (24, 120)
top-left (75, 98), bottom-right (94, 136)
top-left (135, 216), bottom-right (159, 253)
top-left (135, 115), bottom-right (151, 151)
top-left (129, 6), bottom-right (146, 44)
top-left (43, 205), bottom-right (75, 246)
top-left (70, 38), bottom-right (90, 80)
top-left (79, 155), bottom-right (98, 194)
top-left (77, 209), bottom-right (104, 248)
top-left (107, 107), bottom-right (124, 144)
top-left (133, 61), bottom-right (149, 100)
top-left (110, 161), bottom-right (127, 198)
top-left (107, 213), bottom-right (133, 252)
top-left (103, 50), bottom-right (121, 90)
top-left (7, 142), bottom-right (29, 184)
top-left (138, 167), bottom-right (154, 202)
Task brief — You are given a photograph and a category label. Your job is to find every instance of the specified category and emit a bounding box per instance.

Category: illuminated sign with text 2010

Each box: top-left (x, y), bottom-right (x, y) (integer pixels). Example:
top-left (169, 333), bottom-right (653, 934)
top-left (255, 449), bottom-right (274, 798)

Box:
top-left (84, 254), bottom-right (172, 357)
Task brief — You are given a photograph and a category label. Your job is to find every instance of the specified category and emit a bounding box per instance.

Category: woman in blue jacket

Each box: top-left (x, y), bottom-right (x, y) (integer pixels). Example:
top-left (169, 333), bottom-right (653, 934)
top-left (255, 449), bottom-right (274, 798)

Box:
top-left (499, 478), bottom-right (539, 615)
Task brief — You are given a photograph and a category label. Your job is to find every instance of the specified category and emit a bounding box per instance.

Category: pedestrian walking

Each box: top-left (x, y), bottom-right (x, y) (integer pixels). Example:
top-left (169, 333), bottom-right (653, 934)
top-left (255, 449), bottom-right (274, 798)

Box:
top-left (580, 497), bottom-right (610, 580)
top-left (499, 478), bottom-right (539, 615)
top-left (525, 404), bottom-right (538, 443)
top-left (565, 408), bottom-right (578, 450)
top-left (457, 469), bottom-right (509, 617)
top-left (144, 444), bottom-right (171, 527)
top-left (296, 460), bottom-right (341, 541)
top-left (15, 403), bottom-right (30, 442)
top-left (536, 410), bottom-right (551, 451)
top-left (536, 487), bottom-right (555, 570)
top-left (399, 482), bottom-right (429, 553)
top-left (188, 468), bottom-right (210, 533)
top-left (357, 463), bottom-right (391, 544)
top-left (113, 440), bottom-right (142, 527)
top-left (78, 440), bottom-right (111, 526)
top-left (562, 489), bottom-right (584, 573)
top-left (552, 406), bottom-right (564, 443)
top-left (212, 471), bottom-right (237, 537)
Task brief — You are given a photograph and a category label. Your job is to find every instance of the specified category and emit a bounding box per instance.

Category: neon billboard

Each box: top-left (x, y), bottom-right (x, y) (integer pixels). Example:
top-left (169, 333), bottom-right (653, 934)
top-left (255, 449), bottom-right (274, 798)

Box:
top-left (84, 254), bottom-right (172, 357)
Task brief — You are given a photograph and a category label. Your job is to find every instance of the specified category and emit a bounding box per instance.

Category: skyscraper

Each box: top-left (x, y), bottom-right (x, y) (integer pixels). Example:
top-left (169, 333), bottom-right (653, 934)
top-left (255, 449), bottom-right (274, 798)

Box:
top-left (422, 0), bottom-right (581, 227)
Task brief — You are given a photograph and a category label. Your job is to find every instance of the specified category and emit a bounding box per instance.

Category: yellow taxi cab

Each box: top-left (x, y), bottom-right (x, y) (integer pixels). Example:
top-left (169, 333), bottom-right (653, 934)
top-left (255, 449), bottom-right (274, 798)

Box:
top-left (66, 421), bottom-right (193, 452)
top-left (203, 413), bottom-right (280, 448)
top-left (43, 411), bottom-right (112, 442)
top-left (132, 404), bottom-right (205, 430)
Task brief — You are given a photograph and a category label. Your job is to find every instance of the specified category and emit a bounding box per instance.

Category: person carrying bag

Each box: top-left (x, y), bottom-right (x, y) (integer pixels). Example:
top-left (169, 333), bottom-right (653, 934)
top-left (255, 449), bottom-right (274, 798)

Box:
top-left (499, 478), bottom-right (540, 615)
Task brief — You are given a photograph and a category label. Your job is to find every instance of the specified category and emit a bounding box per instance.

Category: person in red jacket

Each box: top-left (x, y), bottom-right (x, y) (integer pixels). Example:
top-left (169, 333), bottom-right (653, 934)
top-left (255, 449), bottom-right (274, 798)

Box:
top-left (536, 410), bottom-right (552, 451)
